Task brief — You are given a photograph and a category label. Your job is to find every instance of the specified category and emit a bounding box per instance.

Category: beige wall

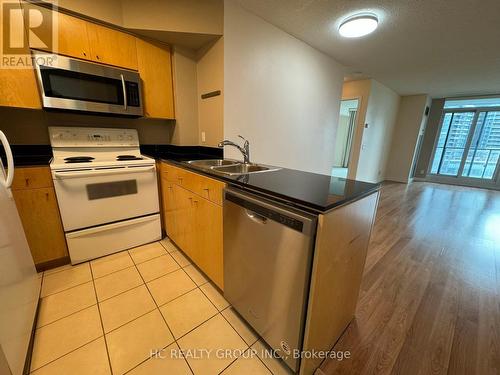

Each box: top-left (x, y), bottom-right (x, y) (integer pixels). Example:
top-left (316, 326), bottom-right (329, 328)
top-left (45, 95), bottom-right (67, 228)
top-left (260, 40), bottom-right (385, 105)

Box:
top-left (0, 107), bottom-right (173, 145)
top-left (197, 37), bottom-right (224, 147)
top-left (414, 98), bottom-right (445, 178)
top-left (121, 0), bottom-right (223, 35)
top-left (57, 0), bottom-right (124, 25)
top-left (342, 80), bottom-right (371, 179)
top-left (385, 94), bottom-right (431, 182)
top-left (55, 0), bottom-right (223, 36)
top-left (171, 47), bottom-right (200, 146)
top-left (224, 1), bottom-right (344, 174)
top-left (357, 80), bottom-right (400, 183)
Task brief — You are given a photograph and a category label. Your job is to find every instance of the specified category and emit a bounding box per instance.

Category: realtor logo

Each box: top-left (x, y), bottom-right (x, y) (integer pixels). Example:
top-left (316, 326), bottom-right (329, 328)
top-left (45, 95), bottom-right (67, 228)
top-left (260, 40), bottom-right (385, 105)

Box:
top-left (1, 0), bottom-right (58, 68)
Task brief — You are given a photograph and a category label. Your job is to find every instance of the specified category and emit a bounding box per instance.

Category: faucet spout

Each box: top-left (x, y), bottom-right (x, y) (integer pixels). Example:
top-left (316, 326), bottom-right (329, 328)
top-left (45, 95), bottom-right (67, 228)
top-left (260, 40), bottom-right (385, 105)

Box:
top-left (218, 136), bottom-right (250, 164)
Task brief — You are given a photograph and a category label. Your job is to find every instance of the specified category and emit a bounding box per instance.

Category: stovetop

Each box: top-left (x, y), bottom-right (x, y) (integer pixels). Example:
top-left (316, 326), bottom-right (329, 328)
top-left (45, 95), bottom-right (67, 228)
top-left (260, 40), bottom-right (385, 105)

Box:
top-left (49, 126), bottom-right (155, 170)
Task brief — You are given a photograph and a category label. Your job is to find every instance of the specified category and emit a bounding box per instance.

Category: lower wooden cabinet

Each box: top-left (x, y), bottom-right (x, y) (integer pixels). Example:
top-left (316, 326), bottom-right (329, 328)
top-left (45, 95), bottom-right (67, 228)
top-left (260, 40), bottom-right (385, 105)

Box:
top-left (12, 167), bottom-right (69, 269)
top-left (160, 163), bottom-right (224, 289)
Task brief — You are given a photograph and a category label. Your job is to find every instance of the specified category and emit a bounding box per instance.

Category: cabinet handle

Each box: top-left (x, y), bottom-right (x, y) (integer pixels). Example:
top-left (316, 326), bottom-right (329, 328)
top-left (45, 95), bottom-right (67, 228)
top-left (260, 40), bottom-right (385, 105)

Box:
top-left (96, 55), bottom-right (100, 60)
top-left (25, 178), bottom-right (29, 187)
top-left (45, 192), bottom-right (49, 201)
top-left (83, 51), bottom-right (87, 57)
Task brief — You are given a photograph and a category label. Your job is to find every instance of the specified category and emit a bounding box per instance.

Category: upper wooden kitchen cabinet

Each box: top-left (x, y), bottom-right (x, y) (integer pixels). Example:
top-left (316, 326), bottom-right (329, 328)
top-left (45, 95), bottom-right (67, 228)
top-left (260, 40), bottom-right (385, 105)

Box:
top-left (86, 23), bottom-right (138, 70)
top-left (22, 3), bottom-right (91, 60)
top-left (136, 39), bottom-right (175, 119)
top-left (0, 1), bottom-right (41, 109)
top-left (12, 167), bottom-right (69, 270)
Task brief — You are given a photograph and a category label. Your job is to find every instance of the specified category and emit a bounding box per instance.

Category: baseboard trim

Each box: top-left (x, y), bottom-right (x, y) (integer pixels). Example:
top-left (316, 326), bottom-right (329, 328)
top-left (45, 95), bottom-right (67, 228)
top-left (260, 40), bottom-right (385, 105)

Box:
top-left (35, 256), bottom-right (71, 272)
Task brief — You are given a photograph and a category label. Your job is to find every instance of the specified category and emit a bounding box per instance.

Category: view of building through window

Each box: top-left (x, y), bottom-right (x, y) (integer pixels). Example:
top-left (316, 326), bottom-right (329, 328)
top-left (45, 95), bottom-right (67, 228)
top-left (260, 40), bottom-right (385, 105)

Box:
top-left (430, 98), bottom-right (500, 180)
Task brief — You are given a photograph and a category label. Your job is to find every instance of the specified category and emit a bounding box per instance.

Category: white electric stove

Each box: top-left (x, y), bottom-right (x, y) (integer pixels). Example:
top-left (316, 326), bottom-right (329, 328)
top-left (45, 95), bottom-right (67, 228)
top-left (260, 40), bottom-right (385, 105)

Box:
top-left (49, 126), bottom-right (161, 264)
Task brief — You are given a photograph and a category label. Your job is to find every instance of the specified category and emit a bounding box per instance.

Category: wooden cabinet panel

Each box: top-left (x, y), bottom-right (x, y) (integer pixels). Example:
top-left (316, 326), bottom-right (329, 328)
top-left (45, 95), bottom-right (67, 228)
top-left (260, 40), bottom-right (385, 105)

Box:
top-left (13, 187), bottom-right (68, 265)
top-left (55, 12), bottom-right (92, 60)
top-left (136, 38), bottom-right (175, 119)
top-left (0, 2), bottom-right (41, 109)
top-left (194, 197), bottom-right (223, 289)
top-left (11, 166), bottom-right (53, 190)
top-left (161, 179), bottom-right (176, 237)
top-left (160, 163), bottom-right (224, 288)
top-left (87, 23), bottom-right (138, 70)
top-left (160, 162), bottom-right (178, 183)
top-left (161, 162), bottom-right (224, 206)
top-left (172, 184), bottom-right (197, 260)
top-left (198, 177), bottom-right (225, 206)
top-left (24, 4), bottom-right (91, 60)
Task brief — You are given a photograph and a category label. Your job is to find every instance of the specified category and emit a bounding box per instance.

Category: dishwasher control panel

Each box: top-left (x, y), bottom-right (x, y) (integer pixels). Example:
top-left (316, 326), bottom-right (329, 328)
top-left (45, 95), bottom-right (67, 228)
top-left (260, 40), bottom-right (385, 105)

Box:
top-left (225, 191), bottom-right (304, 232)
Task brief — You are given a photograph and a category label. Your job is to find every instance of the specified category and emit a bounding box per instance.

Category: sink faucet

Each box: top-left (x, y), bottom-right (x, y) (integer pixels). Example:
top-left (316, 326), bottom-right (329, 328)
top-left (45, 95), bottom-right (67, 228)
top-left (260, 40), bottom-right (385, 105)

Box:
top-left (218, 135), bottom-right (250, 164)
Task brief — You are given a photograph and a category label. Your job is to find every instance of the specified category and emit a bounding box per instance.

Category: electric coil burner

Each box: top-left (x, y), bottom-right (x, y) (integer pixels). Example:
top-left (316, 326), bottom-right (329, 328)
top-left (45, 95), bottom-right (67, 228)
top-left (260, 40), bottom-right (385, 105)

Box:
top-left (64, 156), bottom-right (95, 163)
top-left (117, 155), bottom-right (144, 161)
top-left (49, 126), bottom-right (161, 264)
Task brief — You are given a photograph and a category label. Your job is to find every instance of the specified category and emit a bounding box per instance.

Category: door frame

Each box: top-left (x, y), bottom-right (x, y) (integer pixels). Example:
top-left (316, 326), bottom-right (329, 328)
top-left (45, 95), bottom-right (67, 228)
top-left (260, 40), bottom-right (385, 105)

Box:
top-left (337, 96), bottom-right (362, 179)
top-left (426, 106), bottom-right (500, 189)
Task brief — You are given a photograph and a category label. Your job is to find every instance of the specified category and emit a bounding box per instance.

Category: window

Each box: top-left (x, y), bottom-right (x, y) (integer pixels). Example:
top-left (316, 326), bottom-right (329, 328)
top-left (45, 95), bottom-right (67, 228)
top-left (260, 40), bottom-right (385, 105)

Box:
top-left (429, 97), bottom-right (500, 183)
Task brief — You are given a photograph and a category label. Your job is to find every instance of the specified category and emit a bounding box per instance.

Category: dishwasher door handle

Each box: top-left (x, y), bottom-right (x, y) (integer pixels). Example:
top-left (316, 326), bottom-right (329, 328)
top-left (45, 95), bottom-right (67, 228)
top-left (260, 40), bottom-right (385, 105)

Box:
top-left (246, 209), bottom-right (267, 224)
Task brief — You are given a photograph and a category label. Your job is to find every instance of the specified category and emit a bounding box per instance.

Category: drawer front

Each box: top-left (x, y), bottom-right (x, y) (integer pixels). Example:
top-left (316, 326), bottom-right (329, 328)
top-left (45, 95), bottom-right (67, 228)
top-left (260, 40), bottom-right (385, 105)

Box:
top-left (198, 177), bottom-right (225, 205)
top-left (12, 167), bottom-right (53, 190)
top-left (161, 162), bottom-right (225, 205)
top-left (160, 163), bottom-right (178, 183)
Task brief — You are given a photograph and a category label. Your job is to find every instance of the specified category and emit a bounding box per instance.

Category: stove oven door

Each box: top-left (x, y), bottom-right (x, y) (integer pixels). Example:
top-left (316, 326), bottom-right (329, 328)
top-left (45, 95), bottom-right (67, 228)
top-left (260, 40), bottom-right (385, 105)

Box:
top-left (52, 165), bottom-right (159, 231)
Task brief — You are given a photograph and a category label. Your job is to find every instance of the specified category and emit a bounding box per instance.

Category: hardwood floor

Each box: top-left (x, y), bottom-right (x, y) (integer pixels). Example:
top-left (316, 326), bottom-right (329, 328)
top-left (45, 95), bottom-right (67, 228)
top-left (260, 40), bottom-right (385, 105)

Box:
top-left (319, 181), bottom-right (500, 375)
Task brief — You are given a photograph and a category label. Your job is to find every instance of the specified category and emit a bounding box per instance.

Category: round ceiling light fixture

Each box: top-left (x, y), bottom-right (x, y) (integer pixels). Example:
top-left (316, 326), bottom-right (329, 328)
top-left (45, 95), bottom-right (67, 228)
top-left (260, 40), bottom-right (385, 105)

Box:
top-left (338, 13), bottom-right (378, 38)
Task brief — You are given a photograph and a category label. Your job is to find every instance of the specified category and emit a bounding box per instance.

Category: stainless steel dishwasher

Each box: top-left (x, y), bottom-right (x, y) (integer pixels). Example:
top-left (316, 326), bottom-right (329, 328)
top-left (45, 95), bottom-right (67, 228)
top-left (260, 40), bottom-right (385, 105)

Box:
top-left (223, 187), bottom-right (317, 372)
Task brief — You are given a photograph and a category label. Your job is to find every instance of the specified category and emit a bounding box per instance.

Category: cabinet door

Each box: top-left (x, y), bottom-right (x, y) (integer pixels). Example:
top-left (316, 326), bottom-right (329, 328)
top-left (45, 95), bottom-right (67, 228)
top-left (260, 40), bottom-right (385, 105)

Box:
top-left (13, 187), bottom-right (68, 265)
top-left (0, 2), bottom-right (41, 109)
top-left (161, 180), bottom-right (176, 238)
top-left (12, 166), bottom-right (53, 190)
top-left (55, 12), bottom-right (92, 60)
top-left (23, 4), bottom-right (91, 60)
top-left (136, 38), bottom-right (175, 119)
top-left (194, 197), bottom-right (223, 289)
top-left (87, 23), bottom-right (138, 69)
top-left (172, 185), bottom-right (196, 258)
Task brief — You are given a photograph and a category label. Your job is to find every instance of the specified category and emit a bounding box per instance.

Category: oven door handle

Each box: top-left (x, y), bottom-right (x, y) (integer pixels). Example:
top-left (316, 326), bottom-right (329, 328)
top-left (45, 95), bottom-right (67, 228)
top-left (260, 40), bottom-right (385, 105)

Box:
top-left (54, 166), bottom-right (155, 179)
top-left (120, 74), bottom-right (128, 110)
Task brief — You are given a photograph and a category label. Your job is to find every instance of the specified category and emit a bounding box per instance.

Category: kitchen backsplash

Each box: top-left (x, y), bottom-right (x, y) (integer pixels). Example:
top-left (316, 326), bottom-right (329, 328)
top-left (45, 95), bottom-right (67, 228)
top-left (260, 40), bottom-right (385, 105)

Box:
top-left (0, 107), bottom-right (174, 145)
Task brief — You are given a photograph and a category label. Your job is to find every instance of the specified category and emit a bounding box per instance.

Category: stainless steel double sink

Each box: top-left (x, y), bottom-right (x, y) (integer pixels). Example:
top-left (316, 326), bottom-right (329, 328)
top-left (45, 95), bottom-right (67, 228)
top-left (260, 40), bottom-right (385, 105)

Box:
top-left (186, 159), bottom-right (281, 176)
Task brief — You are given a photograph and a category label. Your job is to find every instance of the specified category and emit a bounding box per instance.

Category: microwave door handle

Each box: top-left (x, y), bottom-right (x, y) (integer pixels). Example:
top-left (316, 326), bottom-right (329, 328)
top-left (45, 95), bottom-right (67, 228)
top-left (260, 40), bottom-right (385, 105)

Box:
top-left (0, 130), bottom-right (14, 188)
top-left (54, 166), bottom-right (154, 179)
top-left (120, 74), bottom-right (128, 110)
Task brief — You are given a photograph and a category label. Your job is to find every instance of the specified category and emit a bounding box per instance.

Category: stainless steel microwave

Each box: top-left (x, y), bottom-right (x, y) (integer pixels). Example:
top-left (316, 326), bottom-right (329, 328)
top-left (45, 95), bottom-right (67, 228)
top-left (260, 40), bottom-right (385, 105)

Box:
top-left (31, 51), bottom-right (143, 117)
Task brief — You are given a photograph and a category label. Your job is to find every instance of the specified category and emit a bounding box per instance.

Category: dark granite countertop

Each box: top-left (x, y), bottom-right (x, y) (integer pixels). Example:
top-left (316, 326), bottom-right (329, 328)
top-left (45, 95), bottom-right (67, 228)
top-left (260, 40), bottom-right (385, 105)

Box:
top-left (140, 144), bottom-right (223, 162)
top-left (161, 158), bottom-right (380, 214)
top-left (0, 145), bottom-right (53, 167)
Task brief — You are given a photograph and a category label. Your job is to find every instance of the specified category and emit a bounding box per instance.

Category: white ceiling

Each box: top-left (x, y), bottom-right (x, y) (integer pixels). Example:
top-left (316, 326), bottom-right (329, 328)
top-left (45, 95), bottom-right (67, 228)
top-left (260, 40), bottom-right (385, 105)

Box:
top-left (236, 0), bottom-right (500, 98)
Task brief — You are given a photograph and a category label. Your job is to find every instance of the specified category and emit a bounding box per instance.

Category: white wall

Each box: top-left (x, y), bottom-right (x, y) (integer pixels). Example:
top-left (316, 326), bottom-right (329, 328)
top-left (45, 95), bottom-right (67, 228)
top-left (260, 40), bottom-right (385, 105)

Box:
top-left (356, 80), bottom-right (400, 183)
top-left (385, 94), bottom-right (431, 182)
top-left (223, 1), bottom-right (345, 175)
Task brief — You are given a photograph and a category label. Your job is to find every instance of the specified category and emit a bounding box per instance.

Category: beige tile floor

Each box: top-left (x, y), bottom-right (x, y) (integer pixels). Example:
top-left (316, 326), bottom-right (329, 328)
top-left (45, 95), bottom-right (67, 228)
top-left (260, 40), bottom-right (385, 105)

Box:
top-left (31, 238), bottom-right (292, 375)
